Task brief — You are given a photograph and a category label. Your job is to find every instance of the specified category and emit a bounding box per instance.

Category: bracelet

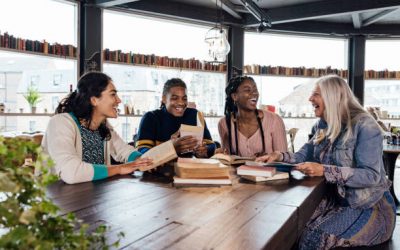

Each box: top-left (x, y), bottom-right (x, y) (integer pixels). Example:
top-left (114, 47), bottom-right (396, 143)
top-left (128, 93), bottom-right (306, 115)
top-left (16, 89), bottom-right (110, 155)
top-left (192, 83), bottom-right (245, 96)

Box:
top-left (280, 152), bottom-right (285, 161)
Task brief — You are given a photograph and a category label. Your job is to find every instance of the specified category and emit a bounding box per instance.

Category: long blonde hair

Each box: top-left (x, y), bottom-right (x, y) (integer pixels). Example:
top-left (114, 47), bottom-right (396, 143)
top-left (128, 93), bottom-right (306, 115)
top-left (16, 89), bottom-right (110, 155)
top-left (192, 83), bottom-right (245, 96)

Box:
top-left (315, 75), bottom-right (367, 144)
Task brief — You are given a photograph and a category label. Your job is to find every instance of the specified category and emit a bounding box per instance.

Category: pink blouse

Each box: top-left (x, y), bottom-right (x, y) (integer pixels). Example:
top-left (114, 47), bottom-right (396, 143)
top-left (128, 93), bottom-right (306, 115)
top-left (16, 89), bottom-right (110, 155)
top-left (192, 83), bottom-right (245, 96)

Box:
top-left (218, 110), bottom-right (288, 157)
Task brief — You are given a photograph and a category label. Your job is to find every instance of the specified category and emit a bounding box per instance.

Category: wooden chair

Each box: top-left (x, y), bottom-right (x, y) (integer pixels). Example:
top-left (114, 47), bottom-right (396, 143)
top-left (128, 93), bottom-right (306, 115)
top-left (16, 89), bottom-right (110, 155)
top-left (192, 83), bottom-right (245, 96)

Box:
top-left (287, 128), bottom-right (299, 153)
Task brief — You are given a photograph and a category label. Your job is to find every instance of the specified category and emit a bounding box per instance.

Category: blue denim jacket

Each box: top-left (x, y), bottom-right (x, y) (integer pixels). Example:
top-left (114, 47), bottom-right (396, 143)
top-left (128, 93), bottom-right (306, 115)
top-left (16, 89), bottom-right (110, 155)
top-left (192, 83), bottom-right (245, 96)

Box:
top-left (284, 114), bottom-right (391, 209)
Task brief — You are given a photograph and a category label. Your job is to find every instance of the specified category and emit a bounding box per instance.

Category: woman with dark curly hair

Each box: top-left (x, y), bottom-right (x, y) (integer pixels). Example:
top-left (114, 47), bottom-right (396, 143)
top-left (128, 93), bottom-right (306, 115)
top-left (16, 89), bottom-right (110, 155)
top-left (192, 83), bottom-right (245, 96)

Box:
top-left (218, 75), bottom-right (287, 157)
top-left (42, 71), bottom-right (152, 184)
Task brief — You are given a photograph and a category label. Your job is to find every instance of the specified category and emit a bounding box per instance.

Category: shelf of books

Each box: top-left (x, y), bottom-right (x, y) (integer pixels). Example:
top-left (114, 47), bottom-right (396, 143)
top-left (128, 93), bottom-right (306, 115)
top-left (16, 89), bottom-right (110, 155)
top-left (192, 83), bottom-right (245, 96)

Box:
top-left (0, 32), bottom-right (77, 59)
top-left (243, 64), bottom-right (348, 78)
top-left (103, 49), bottom-right (227, 73)
top-left (244, 64), bottom-right (400, 80)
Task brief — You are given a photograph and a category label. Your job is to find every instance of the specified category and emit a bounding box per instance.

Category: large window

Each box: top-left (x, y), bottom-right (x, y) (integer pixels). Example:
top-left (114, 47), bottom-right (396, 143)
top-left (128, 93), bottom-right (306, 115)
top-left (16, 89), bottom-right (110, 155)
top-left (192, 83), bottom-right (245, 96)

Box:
top-left (244, 32), bottom-right (348, 149)
top-left (365, 40), bottom-right (400, 119)
top-left (103, 11), bottom-right (226, 142)
top-left (0, 0), bottom-right (78, 133)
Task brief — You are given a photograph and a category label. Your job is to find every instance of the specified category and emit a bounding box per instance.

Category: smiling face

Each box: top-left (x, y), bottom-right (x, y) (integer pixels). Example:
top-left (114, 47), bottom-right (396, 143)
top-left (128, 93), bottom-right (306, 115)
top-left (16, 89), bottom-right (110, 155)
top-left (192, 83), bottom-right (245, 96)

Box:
top-left (91, 81), bottom-right (121, 120)
top-left (309, 85), bottom-right (325, 118)
top-left (162, 86), bottom-right (187, 117)
top-left (232, 79), bottom-right (259, 111)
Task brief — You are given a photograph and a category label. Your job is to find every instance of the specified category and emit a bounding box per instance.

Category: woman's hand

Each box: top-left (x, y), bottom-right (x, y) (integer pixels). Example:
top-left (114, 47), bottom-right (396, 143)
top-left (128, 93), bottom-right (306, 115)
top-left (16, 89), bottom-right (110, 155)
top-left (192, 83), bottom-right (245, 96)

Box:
top-left (295, 162), bottom-right (324, 177)
top-left (119, 157), bottom-right (153, 175)
top-left (194, 141), bottom-right (208, 158)
top-left (172, 135), bottom-right (199, 154)
top-left (256, 151), bottom-right (283, 163)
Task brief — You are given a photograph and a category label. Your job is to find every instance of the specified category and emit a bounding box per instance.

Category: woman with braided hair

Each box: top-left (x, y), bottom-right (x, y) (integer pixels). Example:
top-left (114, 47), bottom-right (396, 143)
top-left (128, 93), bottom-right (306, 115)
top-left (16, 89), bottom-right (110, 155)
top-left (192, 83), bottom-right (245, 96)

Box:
top-left (218, 76), bottom-right (287, 157)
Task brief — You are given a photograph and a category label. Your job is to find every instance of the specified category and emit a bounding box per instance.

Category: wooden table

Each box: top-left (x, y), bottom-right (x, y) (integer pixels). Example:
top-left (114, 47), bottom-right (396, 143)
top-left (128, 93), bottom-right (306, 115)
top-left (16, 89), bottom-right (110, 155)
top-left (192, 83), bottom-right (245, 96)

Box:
top-left (46, 172), bottom-right (325, 250)
top-left (383, 144), bottom-right (400, 215)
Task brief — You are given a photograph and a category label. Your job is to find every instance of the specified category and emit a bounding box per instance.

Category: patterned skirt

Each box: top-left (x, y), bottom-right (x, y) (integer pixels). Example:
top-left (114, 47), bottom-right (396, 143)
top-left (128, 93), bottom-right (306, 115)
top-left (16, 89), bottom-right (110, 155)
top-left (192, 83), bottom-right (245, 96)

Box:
top-left (298, 191), bottom-right (396, 250)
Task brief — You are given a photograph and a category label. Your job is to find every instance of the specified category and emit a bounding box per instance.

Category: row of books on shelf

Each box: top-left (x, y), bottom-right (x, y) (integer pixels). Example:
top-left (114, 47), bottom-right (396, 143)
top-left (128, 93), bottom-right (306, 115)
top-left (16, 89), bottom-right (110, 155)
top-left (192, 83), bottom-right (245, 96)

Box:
top-left (364, 70), bottom-right (400, 79)
top-left (103, 49), bottom-right (227, 72)
top-left (243, 64), bottom-right (348, 78)
top-left (0, 32), bottom-right (77, 58)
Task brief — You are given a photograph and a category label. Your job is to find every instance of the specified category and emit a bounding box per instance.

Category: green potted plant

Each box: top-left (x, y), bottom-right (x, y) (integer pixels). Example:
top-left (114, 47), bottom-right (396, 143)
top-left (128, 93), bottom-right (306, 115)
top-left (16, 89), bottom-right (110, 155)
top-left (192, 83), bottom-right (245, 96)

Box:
top-left (0, 136), bottom-right (123, 249)
top-left (23, 86), bottom-right (42, 113)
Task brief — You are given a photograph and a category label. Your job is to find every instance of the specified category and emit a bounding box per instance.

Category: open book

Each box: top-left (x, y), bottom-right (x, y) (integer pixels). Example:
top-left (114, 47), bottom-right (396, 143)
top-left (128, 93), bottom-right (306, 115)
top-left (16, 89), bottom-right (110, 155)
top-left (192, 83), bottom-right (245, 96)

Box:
top-left (211, 153), bottom-right (255, 165)
top-left (245, 161), bottom-right (296, 173)
top-left (139, 140), bottom-right (178, 171)
top-left (180, 124), bottom-right (203, 146)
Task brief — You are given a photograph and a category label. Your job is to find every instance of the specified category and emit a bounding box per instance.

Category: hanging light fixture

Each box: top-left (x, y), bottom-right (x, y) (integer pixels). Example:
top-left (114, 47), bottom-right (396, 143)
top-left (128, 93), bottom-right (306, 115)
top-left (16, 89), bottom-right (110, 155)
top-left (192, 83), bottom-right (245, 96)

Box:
top-left (204, 0), bottom-right (230, 62)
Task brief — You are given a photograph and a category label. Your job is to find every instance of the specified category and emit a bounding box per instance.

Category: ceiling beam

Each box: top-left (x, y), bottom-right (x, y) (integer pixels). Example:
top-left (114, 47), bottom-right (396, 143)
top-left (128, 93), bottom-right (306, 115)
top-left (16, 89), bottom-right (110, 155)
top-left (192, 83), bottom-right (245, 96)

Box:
top-left (94, 0), bottom-right (140, 8)
top-left (263, 21), bottom-right (400, 36)
top-left (245, 0), bottom-right (400, 26)
top-left (362, 8), bottom-right (398, 27)
top-left (210, 0), bottom-right (242, 19)
top-left (351, 13), bottom-right (362, 29)
top-left (120, 0), bottom-right (241, 25)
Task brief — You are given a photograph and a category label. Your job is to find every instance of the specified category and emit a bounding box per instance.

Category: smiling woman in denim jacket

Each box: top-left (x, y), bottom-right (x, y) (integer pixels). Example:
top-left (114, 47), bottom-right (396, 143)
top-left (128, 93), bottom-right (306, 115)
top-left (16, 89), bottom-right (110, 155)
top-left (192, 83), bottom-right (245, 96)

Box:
top-left (257, 75), bottom-right (396, 250)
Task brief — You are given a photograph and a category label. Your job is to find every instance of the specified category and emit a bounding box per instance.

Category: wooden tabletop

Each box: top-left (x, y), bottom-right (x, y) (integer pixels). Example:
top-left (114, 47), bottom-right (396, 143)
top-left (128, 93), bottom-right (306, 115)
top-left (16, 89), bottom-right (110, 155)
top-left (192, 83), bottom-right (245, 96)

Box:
top-left (47, 171), bottom-right (325, 250)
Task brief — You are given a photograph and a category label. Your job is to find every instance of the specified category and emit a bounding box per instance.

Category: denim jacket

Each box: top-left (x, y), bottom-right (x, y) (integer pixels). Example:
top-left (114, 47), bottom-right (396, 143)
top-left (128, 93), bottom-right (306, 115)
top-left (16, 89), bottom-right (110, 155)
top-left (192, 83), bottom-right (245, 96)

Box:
top-left (284, 114), bottom-right (391, 209)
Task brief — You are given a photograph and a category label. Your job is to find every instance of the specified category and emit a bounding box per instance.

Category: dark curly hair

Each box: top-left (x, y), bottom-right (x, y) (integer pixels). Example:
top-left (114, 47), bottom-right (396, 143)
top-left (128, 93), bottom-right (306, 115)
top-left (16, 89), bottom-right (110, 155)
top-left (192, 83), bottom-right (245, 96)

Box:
top-left (224, 75), bottom-right (265, 155)
top-left (56, 71), bottom-right (112, 140)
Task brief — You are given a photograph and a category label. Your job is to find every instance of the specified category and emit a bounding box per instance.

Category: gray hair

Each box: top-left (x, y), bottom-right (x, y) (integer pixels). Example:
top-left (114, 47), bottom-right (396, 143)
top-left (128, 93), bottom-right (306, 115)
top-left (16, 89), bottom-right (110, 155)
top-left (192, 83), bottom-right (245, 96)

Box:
top-left (315, 75), bottom-right (367, 144)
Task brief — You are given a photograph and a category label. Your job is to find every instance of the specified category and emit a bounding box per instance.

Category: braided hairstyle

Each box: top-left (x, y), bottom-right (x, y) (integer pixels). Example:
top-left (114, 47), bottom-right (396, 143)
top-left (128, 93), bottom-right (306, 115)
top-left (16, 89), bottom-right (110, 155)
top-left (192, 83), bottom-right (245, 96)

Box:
top-left (160, 78), bottom-right (187, 108)
top-left (224, 76), bottom-right (265, 155)
top-left (56, 71), bottom-right (112, 140)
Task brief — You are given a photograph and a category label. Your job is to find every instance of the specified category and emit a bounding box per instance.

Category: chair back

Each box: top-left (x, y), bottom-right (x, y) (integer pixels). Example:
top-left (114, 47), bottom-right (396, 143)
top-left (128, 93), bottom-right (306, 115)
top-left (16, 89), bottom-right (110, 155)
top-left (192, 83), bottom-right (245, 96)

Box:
top-left (287, 128), bottom-right (299, 153)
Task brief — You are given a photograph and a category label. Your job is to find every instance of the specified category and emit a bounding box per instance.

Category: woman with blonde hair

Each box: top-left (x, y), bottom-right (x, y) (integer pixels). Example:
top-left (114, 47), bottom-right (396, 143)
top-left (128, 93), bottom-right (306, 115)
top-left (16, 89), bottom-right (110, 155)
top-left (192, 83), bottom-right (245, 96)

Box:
top-left (257, 75), bottom-right (396, 249)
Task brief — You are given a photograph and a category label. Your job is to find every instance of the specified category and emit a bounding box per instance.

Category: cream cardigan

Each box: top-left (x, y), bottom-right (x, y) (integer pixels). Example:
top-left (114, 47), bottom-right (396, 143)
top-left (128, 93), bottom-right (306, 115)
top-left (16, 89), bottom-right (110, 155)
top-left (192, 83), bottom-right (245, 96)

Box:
top-left (42, 113), bottom-right (139, 184)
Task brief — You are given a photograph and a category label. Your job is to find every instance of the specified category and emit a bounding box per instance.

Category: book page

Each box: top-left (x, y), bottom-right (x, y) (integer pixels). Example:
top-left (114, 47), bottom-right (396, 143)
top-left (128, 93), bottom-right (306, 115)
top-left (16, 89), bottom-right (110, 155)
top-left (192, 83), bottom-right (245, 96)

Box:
top-left (139, 140), bottom-right (178, 171)
top-left (180, 124), bottom-right (203, 146)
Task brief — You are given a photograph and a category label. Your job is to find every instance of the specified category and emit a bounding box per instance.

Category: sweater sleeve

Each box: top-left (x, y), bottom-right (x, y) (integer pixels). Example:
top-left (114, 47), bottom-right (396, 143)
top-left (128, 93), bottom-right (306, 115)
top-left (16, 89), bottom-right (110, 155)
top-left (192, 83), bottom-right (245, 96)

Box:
top-left (108, 128), bottom-right (141, 163)
top-left (218, 117), bottom-right (230, 154)
top-left (136, 112), bottom-right (157, 154)
top-left (42, 114), bottom-right (103, 184)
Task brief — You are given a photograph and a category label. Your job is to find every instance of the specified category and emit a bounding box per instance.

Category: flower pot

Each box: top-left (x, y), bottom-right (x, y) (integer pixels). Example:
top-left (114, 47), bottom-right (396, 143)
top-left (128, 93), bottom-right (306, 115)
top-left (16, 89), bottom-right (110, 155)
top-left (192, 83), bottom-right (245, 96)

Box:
top-left (31, 107), bottom-right (37, 114)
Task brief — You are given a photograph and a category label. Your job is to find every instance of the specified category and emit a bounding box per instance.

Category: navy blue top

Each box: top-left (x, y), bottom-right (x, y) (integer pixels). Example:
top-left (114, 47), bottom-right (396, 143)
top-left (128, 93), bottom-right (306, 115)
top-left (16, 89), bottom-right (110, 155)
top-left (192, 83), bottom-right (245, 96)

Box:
top-left (136, 107), bottom-right (215, 157)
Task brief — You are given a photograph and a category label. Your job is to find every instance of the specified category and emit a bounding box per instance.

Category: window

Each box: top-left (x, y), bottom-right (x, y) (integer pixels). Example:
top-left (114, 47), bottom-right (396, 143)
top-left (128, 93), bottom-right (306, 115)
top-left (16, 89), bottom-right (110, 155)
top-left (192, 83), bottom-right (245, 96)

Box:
top-left (53, 74), bottom-right (62, 86)
top-left (30, 75), bottom-right (40, 87)
top-left (244, 32), bottom-right (348, 149)
top-left (122, 123), bottom-right (130, 142)
top-left (29, 121), bottom-right (36, 132)
top-left (365, 40), bottom-right (400, 117)
top-left (0, 0), bottom-right (78, 132)
top-left (52, 96), bottom-right (59, 111)
top-left (103, 11), bottom-right (226, 141)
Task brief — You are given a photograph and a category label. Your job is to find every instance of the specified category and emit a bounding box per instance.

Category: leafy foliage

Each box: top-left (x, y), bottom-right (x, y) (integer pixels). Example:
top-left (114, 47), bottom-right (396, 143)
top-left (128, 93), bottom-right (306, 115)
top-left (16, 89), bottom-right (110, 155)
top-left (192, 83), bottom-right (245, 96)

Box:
top-left (23, 86), bottom-right (42, 107)
top-left (0, 137), bottom-right (123, 249)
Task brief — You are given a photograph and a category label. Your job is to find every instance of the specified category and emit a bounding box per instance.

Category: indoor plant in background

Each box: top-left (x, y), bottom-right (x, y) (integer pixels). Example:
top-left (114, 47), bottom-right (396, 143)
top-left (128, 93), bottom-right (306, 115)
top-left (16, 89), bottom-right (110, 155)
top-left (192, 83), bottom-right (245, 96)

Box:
top-left (23, 86), bottom-right (42, 113)
top-left (0, 136), bottom-right (123, 249)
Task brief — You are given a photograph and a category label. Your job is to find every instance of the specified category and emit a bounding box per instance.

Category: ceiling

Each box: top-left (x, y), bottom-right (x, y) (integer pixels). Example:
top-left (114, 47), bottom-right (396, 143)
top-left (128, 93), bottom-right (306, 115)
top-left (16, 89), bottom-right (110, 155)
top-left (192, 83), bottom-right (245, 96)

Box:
top-left (89, 0), bottom-right (400, 37)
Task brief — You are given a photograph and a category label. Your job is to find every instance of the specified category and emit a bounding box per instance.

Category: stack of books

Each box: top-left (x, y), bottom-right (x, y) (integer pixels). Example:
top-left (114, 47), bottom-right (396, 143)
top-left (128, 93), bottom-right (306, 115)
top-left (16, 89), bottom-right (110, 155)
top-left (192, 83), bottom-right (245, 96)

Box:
top-left (173, 158), bottom-right (232, 187)
top-left (237, 161), bottom-right (295, 183)
top-left (211, 153), bottom-right (255, 165)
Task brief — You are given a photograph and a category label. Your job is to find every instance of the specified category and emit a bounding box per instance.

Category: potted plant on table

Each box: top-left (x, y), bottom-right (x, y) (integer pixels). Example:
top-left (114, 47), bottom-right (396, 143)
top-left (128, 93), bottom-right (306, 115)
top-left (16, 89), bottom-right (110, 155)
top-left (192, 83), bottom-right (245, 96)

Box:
top-left (0, 136), bottom-right (123, 249)
top-left (23, 86), bottom-right (42, 113)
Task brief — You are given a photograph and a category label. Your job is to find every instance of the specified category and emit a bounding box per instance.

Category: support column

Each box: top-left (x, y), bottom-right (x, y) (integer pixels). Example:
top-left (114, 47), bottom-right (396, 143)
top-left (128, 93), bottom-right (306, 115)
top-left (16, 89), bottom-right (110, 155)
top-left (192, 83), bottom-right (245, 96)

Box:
top-left (227, 26), bottom-right (244, 80)
top-left (347, 35), bottom-right (366, 105)
top-left (79, 2), bottom-right (103, 76)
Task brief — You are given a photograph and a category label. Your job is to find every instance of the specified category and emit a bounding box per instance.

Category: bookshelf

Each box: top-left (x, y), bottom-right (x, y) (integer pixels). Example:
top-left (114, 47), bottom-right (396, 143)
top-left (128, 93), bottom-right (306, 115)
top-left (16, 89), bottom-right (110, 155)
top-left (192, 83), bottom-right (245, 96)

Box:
top-left (0, 47), bottom-right (77, 60)
top-left (244, 64), bottom-right (400, 80)
top-left (0, 32), bottom-right (77, 59)
top-left (103, 49), bottom-right (227, 73)
top-left (243, 64), bottom-right (348, 78)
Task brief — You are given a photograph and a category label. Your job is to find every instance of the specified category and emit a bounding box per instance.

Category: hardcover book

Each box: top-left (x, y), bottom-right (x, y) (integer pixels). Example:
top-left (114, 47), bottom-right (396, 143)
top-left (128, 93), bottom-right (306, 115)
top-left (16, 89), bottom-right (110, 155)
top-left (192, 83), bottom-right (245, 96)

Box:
top-left (236, 165), bottom-right (276, 177)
